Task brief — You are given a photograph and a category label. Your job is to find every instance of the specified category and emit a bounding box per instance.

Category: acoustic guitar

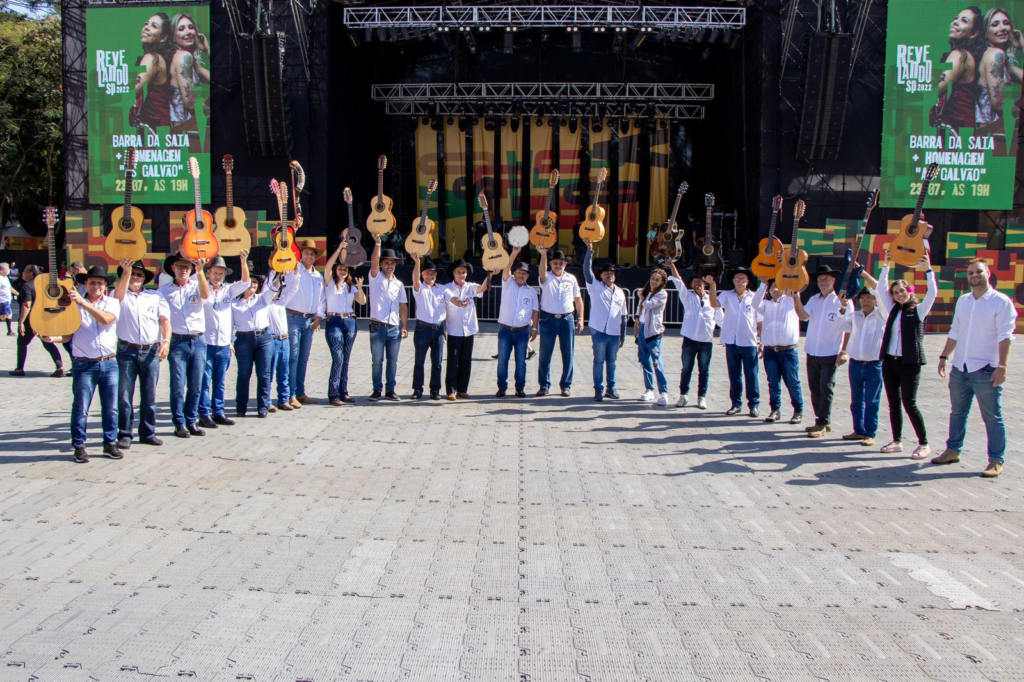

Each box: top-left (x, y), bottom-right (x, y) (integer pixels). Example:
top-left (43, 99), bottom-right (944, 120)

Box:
top-left (341, 187), bottom-right (368, 266)
top-left (889, 162), bottom-right (937, 267)
top-left (478, 192), bottom-right (510, 273)
top-left (213, 154), bottom-right (251, 256)
top-left (836, 188), bottom-right (879, 296)
top-left (649, 181), bottom-right (688, 264)
top-left (290, 160), bottom-right (306, 231)
top-left (105, 147), bottom-right (147, 261)
top-left (405, 179), bottom-right (438, 257)
top-left (269, 179), bottom-right (299, 273)
top-left (366, 154), bottom-right (396, 234)
top-left (750, 194), bottom-right (785, 279)
top-left (31, 207), bottom-right (81, 338)
top-left (180, 157), bottom-right (219, 260)
top-left (578, 168), bottom-right (609, 242)
top-left (776, 199), bottom-right (810, 292)
top-left (529, 170), bottom-right (560, 249)
top-left (692, 192), bottom-right (725, 279)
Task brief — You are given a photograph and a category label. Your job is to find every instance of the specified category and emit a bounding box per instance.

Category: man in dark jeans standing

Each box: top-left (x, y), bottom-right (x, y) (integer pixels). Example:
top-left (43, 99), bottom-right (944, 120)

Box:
top-left (9, 264), bottom-right (66, 377)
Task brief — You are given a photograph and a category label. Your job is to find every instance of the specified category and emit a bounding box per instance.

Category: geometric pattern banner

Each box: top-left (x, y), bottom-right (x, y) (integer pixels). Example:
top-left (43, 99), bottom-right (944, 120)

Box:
top-left (414, 122), bottom-right (441, 258)
top-left (589, 119), bottom-right (613, 259)
top-left (443, 121), bottom-right (468, 257)
top-left (648, 123), bottom-right (671, 247)
top-left (498, 119), bottom-right (524, 224)
top-left (617, 123), bottom-right (642, 264)
top-left (529, 117), bottom-right (555, 249)
top-left (557, 121), bottom-right (582, 247)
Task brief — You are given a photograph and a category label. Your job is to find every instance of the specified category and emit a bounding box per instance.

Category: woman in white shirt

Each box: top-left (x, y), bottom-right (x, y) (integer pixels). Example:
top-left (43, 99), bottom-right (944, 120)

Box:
top-left (231, 276), bottom-right (275, 417)
top-left (635, 268), bottom-right (670, 403)
top-left (323, 243), bottom-right (367, 405)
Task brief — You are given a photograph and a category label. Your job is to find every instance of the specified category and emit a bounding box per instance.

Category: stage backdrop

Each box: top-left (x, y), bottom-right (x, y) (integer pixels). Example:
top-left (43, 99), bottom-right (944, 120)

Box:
top-left (880, 0), bottom-right (1023, 209)
top-left (87, 3), bottom-right (211, 205)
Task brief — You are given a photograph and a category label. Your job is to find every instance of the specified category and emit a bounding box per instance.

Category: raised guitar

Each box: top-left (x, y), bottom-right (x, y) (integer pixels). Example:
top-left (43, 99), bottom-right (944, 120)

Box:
top-left (478, 192), bottom-right (510, 273)
top-left (269, 179), bottom-right (299, 273)
top-left (750, 195), bottom-right (785, 279)
top-left (692, 192), bottom-right (725, 279)
top-left (180, 157), bottom-right (219, 260)
top-left (106, 147), bottom-right (147, 261)
top-left (341, 187), bottom-right (368, 266)
top-left (578, 168), bottom-right (609, 242)
top-left (890, 162), bottom-right (937, 267)
top-left (31, 207), bottom-right (81, 338)
top-left (213, 154), bottom-right (252, 256)
top-left (366, 154), bottom-right (396, 235)
top-left (777, 199), bottom-right (810, 292)
top-left (290, 160), bottom-right (306, 231)
top-left (529, 170), bottom-right (560, 249)
top-left (650, 181), bottom-right (689, 264)
top-left (836, 188), bottom-right (880, 296)
top-left (405, 179), bottom-right (439, 257)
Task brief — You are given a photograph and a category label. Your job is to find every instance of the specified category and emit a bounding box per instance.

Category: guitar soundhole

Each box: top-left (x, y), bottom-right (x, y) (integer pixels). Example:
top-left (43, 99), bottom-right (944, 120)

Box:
top-left (196, 221), bottom-right (206, 231)
top-left (703, 245), bottom-right (713, 256)
top-left (46, 285), bottom-right (62, 300)
top-left (375, 203), bottom-right (384, 212)
top-left (225, 218), bottom-right (236, 228)
top-left (120, 219), bottom-right (133, 231)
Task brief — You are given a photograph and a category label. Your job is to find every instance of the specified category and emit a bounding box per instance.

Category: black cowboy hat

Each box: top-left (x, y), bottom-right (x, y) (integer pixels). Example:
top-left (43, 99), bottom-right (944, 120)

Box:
top-left (548, 250), bottom-right (569, 262)
top-left (421, 258), bottom-right (438, 273)
top-left (204, 256), bottom-right (233, 275)
top-left (813, 264), bottom-right (842, 280)
top-left (447, 258), bottom-right (474, 278)
top-left (510, 261), bottom-right (530, 274)
top-left (163, 254), bottom-right (194, 276)
top-left (379, 248), bottom-right (400, 261)
top-left (724, 268), bottom-right (757, 288)
top-left (117, 260), bottom-right (154, 285)
top-left (596, 261), bottom-right (619, 274)
top-left (854, 286), bottom-right (874, 299)
top-left (75, 265), bottom-right (114, 285)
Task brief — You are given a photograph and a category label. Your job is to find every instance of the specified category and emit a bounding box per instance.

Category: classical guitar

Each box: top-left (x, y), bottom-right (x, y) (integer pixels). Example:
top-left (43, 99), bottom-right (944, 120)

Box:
top-left (650, 181), bottom-right (688, 264)
top-left (213, 154), bottom-right (251, 256)
top-left (180, 157), bottom-right (219, 260)
top-left (890, 162), bottom-right (937, 267)
top-left (478, 192), bottom-right (510, 273)
top-left (405, 179), bottom-right (439, 257)
top-left (269, 179), bottom-right (299, 273)
top-left (290, 160), bottom-right (306, 231)
top-left (578, 168), bottom-right (609, 242)
top-left (341, 187), bottom-right (368, 266)
top-left (31, 207), bottom-right (81, 338)
top-left (777, 199), bottom-right (810, 292)
top-left (529, 170), bottom-right (560, 249)
top-left (105, 147), bottom-right (147, 261)
top-left (692, 192), bottom-right (725, 279)
top-left (750, 195), bottom-right (785, 279)
top-left (836, 188), bottom-right (880, 296)
top-left (366, 154), bottom-right (396, 234)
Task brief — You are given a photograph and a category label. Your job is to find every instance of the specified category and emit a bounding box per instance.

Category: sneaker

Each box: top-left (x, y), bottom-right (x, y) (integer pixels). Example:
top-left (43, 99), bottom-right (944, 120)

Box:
top-left (491, 353), bottom-right (499, 359)
top-left (641, 390), bottom-right (656, 402)
top-left (765, 410), bottom-right (781, 423)
top-left (277, 402), bottom-right (293, 411)
top-left (198, 417), bottom-right (219, 429)
top-left (930, 449), bottom-right (960, 465)
top-left (527, 348), bottom-right (537, 360)
top-left (807, 424), bottom-right (828, 438)
top-left (789, 413), bottom-right (803, 424)
top-left (495, 389), bottom-right (507, 398)
top-left (697, 396), bottom-right (707, 410)
top-left (51, 368), bottom-right (66, 378)
top-left (536, 388), bottom-right (550, 397)
top-left (656, 393), bottom-right (669, 406)
top-left (515, 389), bottom-right (527, 398)
top-left (675, 394), bottom-right (688, 407)
top-left (860, 437), bottom-right (875, 447)
top-left (187, 425), bottom-right (206, 437)
top-left (73, 447), bottom-right (89, 463)
top-left (842, 432), bottom-right (865, 441)
top-left (725, 406), bottom-right (741, 416)
top-left (594, 391), bottom-right (604, 402)
top-left (605, 390), bottom-right (621, 400)
top-left (116, 437), bottom-right (132, 450)
top-left (560, 389), bottom-right (571, 397)
top-left (369, 391), bottom-right (381, 402)
top-left (384, 392), bottom-right (401, 402)
top-left (341, 397), bottom-right (356, 404)
top-left (411, 390), bottom-right (423, 400)
top-left (982, 461), bottom-right (1003, 478)
top-left (174, 427), bottom-right (190, 439)
top-left (880, 440), bottom-right (904, 454)
top-left (102, 443), bottom-right (124, 460)
top-left (910, 444), bottom-right (931, 460)
top-left (213, 415), bottom-right (235, 426)
top-left (805, 423), bottom-right (832, 433)
top-left (140, 437), bottom-right (163, 446)
top-left (749, 407), bottom-right (760, 418)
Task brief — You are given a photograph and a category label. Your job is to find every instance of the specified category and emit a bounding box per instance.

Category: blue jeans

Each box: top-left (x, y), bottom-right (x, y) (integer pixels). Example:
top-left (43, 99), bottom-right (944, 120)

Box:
top-left (848, 360), bottom-right (883, 438)
top-left (199, 344), bottom-right (231, 418)
top-left (725, 344), bottom-right (760, 409)
top-left (234, 333), bottom-right (273, 415)
top-left (168, 336), bottom-right (207, 428)
top-left (270, 336), bottom-right (291, 405)
top-left (71, 358), bottom-right (119, 448)
top-left (369, 322), bottom-right (402, 393)
top-left (763, 347), bottom-right (804, 413)
top-left (326, 317), bottom-right (357, 400)
top-left (946, 365), bottom-right (1006, 463)
top-left (288, 314), bottom-right (315, 398)
top-left (413, 322), bottom-right (445, 393)
top-left (537, 313), bottom-right (575, 390)
top-left (591, 330), bottom-right (621, 394)
top-left (497, 326), bottom-right (530, 391)
top-left (117, 343), bottom-right (160, 442)
top-left (636, 323), bottom-right (668, 394)
top-left (680, 338), bottom-right (713, 397)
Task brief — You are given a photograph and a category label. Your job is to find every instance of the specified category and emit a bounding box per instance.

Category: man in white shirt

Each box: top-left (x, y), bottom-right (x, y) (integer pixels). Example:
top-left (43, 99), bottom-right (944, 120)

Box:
top-left (793, 265), bottom-right (853, 438)
top-left (710, 268), bottom-right (765, 417)
top-left (277, 239), bottom-right (326, 407)
top-left (111, 259), bottom-right (170, 449)
top-left (667, 262), bottom-right (717, 409)
top-left (368, 233), bottom-right (408, 401)
top-left (443, 259), bottom-right (491, 400)
top-left (536, 249), bottom-right (584, 397)
top-left (198, 254), bottom-right (251, 428)
top-left (497, 249), bottom-right (539, 398)
top-left (0, 262), bottom-right (13, 335)
top-left (755, 280), bottom-right (804, 424)
top-left (934, 258), bottom-right (1017, 477)
top-left (581, 240), bottom-right (626, 401)
top-left (831, 285), bottom-right (885, 447)
top-left (411, 257), bottom-right (447, 400)
top-left (159, 255), bottom-right (211, 438)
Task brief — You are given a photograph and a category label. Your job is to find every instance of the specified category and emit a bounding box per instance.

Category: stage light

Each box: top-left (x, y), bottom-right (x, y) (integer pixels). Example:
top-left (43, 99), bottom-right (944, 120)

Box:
top-left (709, 29), bottom-right (720, 44)
top-left (485, 118), bottom-right (495, 131)
top-left (729, 31), bottom-right (742, 50)
top-left (669, 28), bottom-right (680, 42)
top-left (413, 28), bottom-right (423, 41)
top-left (464, 31), bottom-right (477, 53)
top-left (400, 27), bottom-right (411, 41)
top-left (504, 31), bottom-right (514, 54)
top-left (572, 32), bottom-right (582, 52)
top-left (447, 116), bottom-right (455, 125)
top-left (628, 32), bottom-right (647, 52)
top-left (388, 27), bottom-right (399, 42)
top-left (364, 28), bottom-right (372, 42)
top-left (592, 119), bottom-right (603, 133)
top-left (693, 28), bottom-right (707, 42)
top-left (376, 27), bottom-right (386, 42)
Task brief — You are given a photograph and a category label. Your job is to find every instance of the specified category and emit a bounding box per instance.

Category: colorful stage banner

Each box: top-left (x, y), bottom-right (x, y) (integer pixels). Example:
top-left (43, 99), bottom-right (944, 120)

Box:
top-left (444, 121), bottom-right (468, 258)
top-left (414, 122), bottom-right (441, 257)
top-left (529, 117), bottom-right (555, 248)
top-left (880, 0), bottom-right (1024, 209)
top-left (589, 119), bottom-right (613, 259)
top-left (557, 122), bottom-right (583, 247)
top-left (617, 123), bottom-right (642, 264)
top-left (86, 4), bottom-right (211, 204)
top-left (473, 122), bottom-right (496, 225)
top-left (648, 123), bottom-right (671, 245)
top-left (499, 119), bottom-right (524, 223)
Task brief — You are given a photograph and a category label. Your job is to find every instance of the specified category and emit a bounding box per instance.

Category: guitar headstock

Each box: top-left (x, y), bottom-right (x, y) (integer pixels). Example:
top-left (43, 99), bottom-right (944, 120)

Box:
top-left (378, 154), bottom-right (387, 171)
top-left (290, 160), bottom-right (305, 192)
top-left (679, 181), bottom-right (689, 195)
top-left (549, 170), bottom-right (560, 187)
top-left (270, 179), bottom-right (281, 198)
top-left (477, 191), bottom-right (489, 212)
top-left (125, 147), bottom-right (137, 173)
top-left (222, 154), bottom-right (234, 173)
top-left (43, 206), bottom-right (58, 230)
top-left (865, 188), bottom-right (879, 210)
top-left (597, 168), bottom-right (608, 184)
top-left (793, 199), bottom-right (806, 220)
top-left (772, 194), bottom-right (784, 213)
top-left (343, 187), bottom-right (353, 204)
top-left (704, 193), bottom-right (714, 209)
top-left (188, 157), bottom-right (200, 179)
top-left (924, 162), bottom-right (938, 181)
top-left (427, 178), bottom-right (438, 194)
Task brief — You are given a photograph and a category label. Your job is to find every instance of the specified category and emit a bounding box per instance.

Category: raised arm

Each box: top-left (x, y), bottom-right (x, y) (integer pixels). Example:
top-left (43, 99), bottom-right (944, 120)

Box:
top-left (324, 243), bottom-right (345, 285)
top-left (503, 246), bottom-right (521, 282)
top-left (411, 256), bottom-right (422, 293)
top-left (581, 240), bottom-right (594, 284)
top-left (477, 272), bottom-right (493, 295)
top-left (353, 276), bottom-right (367, 305)
top-left (751, 279), bottom-right (768, 310)
top-left (874, 253), bottom-right (893, 314)
top-left (195, 258), bottom-right (211, 300)
top-left (789, 290), bottom-right (810, 321)
top-left (918, 253), bottom-right (938, 318)
top-left (239, 249), bottom-right (250, 285)
top-left (369, 232), bottom-right (382, 278)
top-left (113, 258), bottom-right (133, 301)
top-left (706, 275), bottom-right (721, 308)
top-left (538, 248), bottom-right (548, 284)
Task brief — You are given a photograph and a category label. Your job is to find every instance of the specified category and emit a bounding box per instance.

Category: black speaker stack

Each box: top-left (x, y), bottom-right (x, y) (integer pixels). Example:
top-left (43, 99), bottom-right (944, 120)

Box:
top-left (795, 32), bottom-right (853, 161)
top-left (238, 33), bottom-right (291, 157)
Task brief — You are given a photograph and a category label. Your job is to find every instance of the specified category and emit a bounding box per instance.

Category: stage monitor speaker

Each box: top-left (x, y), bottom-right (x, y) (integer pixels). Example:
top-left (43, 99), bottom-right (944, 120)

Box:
top-left (238, 35), bottom-right (267, 156)
top-left (237, 33), bottom-right (291, 157)
top-left (795, 33), bottom-right (853, 161)
top-left (259, 33), bottom-right (291, 157)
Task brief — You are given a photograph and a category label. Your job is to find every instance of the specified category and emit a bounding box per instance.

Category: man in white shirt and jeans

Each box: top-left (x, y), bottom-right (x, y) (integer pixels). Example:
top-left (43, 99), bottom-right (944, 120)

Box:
top-left (410, 257), bottom-right (446, 400)
top-left (537, 249), bottom-right (584, 397)
top-left (159, 255), bottom-right (211, 438)
top-left (710, 268), bottom-right (765, 417)
top-left (367, 233), bottom-right (408, 401)
top-left (755, 279), bottom-right (804, 424)
top-left (496, 249), bottom-right (539, 398)
top-left (277, 239), bottom-right (326, 407)
top-left (934, 258), bottom-right (1017, 477)
top-left (198, 255), bottom-right (251, 428)
top-left (830, 284), bottom-right (885, 447)
top-left (667, 262), bottom-right (718, 409)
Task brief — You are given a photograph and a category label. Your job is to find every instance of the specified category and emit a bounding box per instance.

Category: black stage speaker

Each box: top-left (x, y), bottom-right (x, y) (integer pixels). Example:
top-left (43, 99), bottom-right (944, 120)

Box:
top-left (795, 33), bottom-right (853, 161)
top-left (260, 33), bottom-right (290, 157)
top-left (238, 35), bottom-right (268, 156)
top-left (237, 33), bottom-right (291, 157)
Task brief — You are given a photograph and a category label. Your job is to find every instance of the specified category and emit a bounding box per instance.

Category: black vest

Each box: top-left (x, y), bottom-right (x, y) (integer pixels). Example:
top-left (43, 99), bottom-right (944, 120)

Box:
top-left (879, 304), bottom-right (926, 365)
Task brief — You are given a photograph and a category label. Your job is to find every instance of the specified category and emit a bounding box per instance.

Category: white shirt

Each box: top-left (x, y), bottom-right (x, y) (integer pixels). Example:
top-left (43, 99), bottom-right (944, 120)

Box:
top-left (278, 266), bottom-right (326, 317)
top-left (262, 277), bottom-right (290, 336)
top-left (413, 283), bottom-right (447, 325)
top-left (444, 282), bottom-right (484, 337)
top-left (757, 295), bottom-right (801, 347)
top-left (586, 279), bottom-right (627, 336)
top-left (203, 280), bottom-right (251, 346)
top-left (117, 289), bottom-right (170, 345)
top-left (638, 290), bottom-right (668, 337)
top-left (159, 279), bottom-right (206, 335)
top-left (540, 271), bottom-right (580, 314)
top-left (72, 295), bottom-right (121, 358)
top-left (368, 271), bottom-right (407, 325)
top-left (829, 304), bottom-right (886, 362)
top-left (804, 292), bottom-right (853, 356)
top-left (948, 288), bottom-right (1017, 372)
top-left (0, 276), bottom-right (11, 304)
top-left (325, 281), bottom-right (359, 315)
top-left (498, 280), bottom-right (539, 328)
top-left (670, 277), bottom-right (716, 342)
top-left (231, 289), bottom-right (274, 333)
top-left (717, 284), bottom-right (765, 347)
top-left (876, 267), bottom-right (938, 357)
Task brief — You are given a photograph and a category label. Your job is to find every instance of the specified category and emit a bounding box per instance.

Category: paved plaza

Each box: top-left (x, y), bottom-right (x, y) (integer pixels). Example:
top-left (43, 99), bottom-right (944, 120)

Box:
top-left (1, 326), bottom-right (1022, 680)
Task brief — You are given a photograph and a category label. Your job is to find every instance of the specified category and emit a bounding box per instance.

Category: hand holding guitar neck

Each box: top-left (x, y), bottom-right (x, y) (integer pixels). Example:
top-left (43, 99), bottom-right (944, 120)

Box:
top-left (776, 199), bottom-right (809, 292)
top-left (529, 170), bottom-right (560, 249)
top-left (650, 181), bottom-right (688, 264)
top-left (106, 147), bottom-right (147, 261)
top-left (405, 179), bottom-right (438, 257)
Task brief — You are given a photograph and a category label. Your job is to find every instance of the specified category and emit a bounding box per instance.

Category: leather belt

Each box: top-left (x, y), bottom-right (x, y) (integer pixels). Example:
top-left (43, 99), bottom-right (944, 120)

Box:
top-left (119, 341), bottom-right (157, 350)
top-left (286, 309), bottom-right (316, 318)
top-left (236, 328), bottom-right (269, 337)
top-left (79, 354), bottom-right (115, 363)
top-left (851, 358), bottom-right (878, 364)
top-left (325, 312), bottom-right (355, 318)
top-left (417, 321), bottom-right (444, 330)
top-left (273, 334), bottom-right (289, 340)
top-left (175, 333), bottom-right (201, 340)
top-left (767, 345), bottom-right (797, 352)
top-left (544, 312), bottom-right (572, 319)
top-left (499, 323), bottom-right (530, 332)
top-left (370, 319), bottom-right (396, 328)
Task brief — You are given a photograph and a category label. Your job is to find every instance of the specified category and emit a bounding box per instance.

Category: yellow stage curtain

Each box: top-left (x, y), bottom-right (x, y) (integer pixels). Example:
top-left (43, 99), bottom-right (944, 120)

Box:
top-left (589, 118), bottom-right (613, 259)
top-left (647, 122), bottom-right (671, 265)
top-left (472, 120), bottom-right (496, 227)
top-left (557, 121), bottom-right (582, 247)
top-left (415, 121), bottom-right (441, 257)
top-left (529, 117), bottom-right (555, 251)
top-left (499, 118), bottom-right (524, 224)
top-left (617, 123), bottom-right (642, 265)
top-left (444, 121), bottom-right (467, 258)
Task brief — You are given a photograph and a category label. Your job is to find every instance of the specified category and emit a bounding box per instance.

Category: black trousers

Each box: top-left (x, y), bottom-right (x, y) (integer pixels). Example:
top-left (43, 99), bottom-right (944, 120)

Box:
top-left (806, 354), bottom-right (839, 426)
top-left (882, 355), bottom-right (927, 444)
top-left (16, 320), bottom-right (64, 371)
top-left (446, 334), bottom-right (474, 394)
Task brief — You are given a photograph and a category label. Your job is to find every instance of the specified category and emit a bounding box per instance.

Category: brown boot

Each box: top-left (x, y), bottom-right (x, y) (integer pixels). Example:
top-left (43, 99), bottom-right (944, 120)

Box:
top-left (930, 449), bottom-right (960, 465)
top-left (981, 461), bottom-right (1003, 478)
top-left (277, 402), bottom-right (293, 411)
top-left (288, 397), bottom-right (302, 409)
top-left (297, 395), bottom-right (318, 405)
top-left (842, 432), bottom-right (865, 441)
top-left (268, 404), bottom-right (278, 413)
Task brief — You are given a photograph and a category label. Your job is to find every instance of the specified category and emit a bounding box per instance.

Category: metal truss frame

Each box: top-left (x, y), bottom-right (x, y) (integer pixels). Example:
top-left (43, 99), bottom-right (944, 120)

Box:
top-left (378, 100), bottom-right (705, 119)
top-left (63, 0), bottom-right (89, 210)
top-left (372, 82), bottom-right (713, 101)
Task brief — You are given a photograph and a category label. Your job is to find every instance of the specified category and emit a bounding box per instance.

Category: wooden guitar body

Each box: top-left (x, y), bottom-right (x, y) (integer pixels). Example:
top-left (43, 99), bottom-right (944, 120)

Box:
top-left (405, 216), bottom-right (435, 257)
top-left (578, 205), bottom-right (606, 242)
top-left (692, 237), bottom-right (725, 279)
top-left (889, 215), bottom-right (932, 267)
top-left (269, 224), bottom-right (299, 272)
top-left (649, 230), bottom-right (682, 264)
top-left (105, 205), bottom-right (147, 261)
top-left (30, 274), bottom-right (81, 338)
top-left (529, 210), bottom-right (559, 249)
top-left (366, 195), bottom-right (396, 235)
top-left (481, 232), bottom-right (511, 273)
top-left (750, 236), bottom-right (784, 279)
top-left (342, 228), bottom-right (368, 265)
top-left (180, 209), bottom-right (219, 260)
top-left (777, 249), bottom-right (810, 292)
top-left (213, 206), bottom-right (251, 256)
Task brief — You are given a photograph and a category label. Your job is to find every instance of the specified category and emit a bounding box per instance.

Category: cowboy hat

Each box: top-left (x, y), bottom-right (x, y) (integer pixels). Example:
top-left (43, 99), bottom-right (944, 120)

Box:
top-left (204, 256), bottom-right (233, 275)
top-left (296, 238), bottom-right (324, 258)
top-left (116, 260), bottom-right (154, 285)
top-left (75, 265), bottom-right (114, 285)
top-left (510, 261), bottom-right (530, 274)
top-left (447, 258), bottom-right (474, 278)
top-left (548, 250), bottom-right (569, 263)
top-left (379, 248), bottom-right (400, 261)
top-left (420, 258), bottom-right (438, 273)
top-left (596, 261), bottom-right (619, 274)
top-left (724, 268), bottom-right (757, 288)
top-left (163, 254), bottom-right (194, 275)
top-left (813, 264), bottom-right (842, 280)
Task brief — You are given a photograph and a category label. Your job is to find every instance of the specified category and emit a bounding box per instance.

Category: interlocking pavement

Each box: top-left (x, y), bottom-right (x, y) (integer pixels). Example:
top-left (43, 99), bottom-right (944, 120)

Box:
top-left (1, 325), bottom-right (1022, 680)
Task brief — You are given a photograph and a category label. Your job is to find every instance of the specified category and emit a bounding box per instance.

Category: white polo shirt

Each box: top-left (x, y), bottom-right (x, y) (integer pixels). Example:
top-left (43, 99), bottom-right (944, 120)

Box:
top-left (669, 277), bottom-right (716, 342)
top-left (159, 279), bottom-right (206, 335)
top-left (717, 284), bottom-right (765, 347)
top-left (117, 289), bottom-right (170, 346)
top-left (829, 304), bottom-right (886, 362)
top-left (0, 276), bottom-right (11, 304)
top-left (586, 279), bottom-right (627, 336)
top-left (540, 271), bottom-right (580, 314)
top-left (231, 289), bottom-right (276, 333)
top-left (758, 295), bottom-right (801, 348)
top-left (444, 282), bottom-right (484, 337)
top-left (804, 292), bottom-right (853, 356)
top-left (948, 288), bottom-right (1017, 372)
top-left (414, 283), bottom-right (447, 325)
top-left (204, 280), bottom-right (251, 347)
top-left (72, 295), bottom-right (121, 359)
top-left (325, 282), bottom-right (359, 315)
top-left (498, 280), bottom-right (538, 328)
top-left (368, 271), bottom-right (407, 325)
top-left (279, 266), bottom-right (326, 317)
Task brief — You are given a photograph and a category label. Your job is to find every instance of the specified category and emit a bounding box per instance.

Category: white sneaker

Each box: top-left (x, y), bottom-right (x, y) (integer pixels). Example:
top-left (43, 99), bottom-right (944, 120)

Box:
top-left (641, 390), bottom-right (655, 402)
top-left (697, 396), bottom-right (707, 410)
top-left (656, 393), bottom-right (668, 406)
top-left (880, 440), bottom-right (904, 454)
top-left (675, 394), bottom-right (689, 408)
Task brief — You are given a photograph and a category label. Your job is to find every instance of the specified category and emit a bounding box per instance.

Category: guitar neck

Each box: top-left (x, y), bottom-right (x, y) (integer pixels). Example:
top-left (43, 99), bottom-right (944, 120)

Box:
top-left (789, 217), bottom-right (800, 258)
top-left (347, 203), bottom-right (355, 229)
top-left (377, 170), bottom-right (384, 207)
top-left (704, 209), bottom-right (712, 240)
top-left (193, 179), bottom-right (203, 225)
top-left (668, 192), bottom-right (683, 226)
top-left (591, 181), bottom-right (603, 213)
top-left (909, 184), bottom-right (929, 226)
top-left (544, 184), bottom-right (556, 221)
top-left (47, 224), bottom-right (57, 286)
top-left (124, 171), bottom-right (133, 214)
top-left (766, 209), bottom-right (778, 242)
